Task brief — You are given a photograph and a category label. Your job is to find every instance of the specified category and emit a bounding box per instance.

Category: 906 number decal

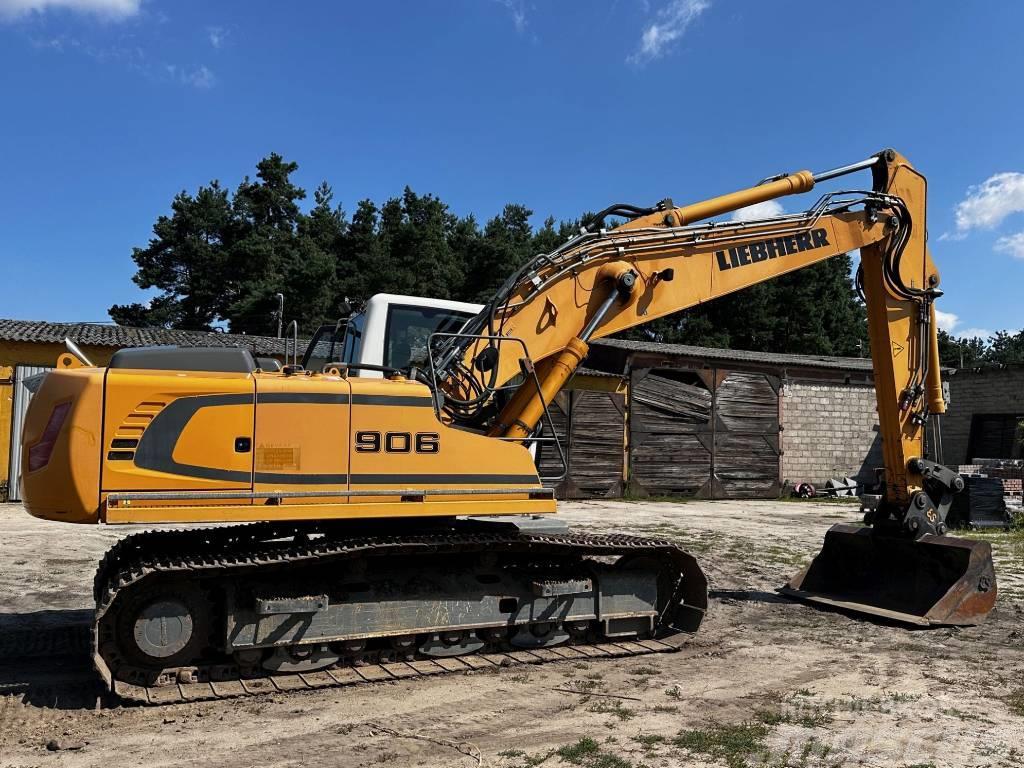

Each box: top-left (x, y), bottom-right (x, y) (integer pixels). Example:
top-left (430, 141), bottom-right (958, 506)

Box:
top-left (355, 431), bottom-right (439, 453)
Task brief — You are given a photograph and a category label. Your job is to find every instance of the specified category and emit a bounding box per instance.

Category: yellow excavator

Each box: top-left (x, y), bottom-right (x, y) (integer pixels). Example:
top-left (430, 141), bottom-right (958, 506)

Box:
top-left (20, 149), bottom-right (996, 703)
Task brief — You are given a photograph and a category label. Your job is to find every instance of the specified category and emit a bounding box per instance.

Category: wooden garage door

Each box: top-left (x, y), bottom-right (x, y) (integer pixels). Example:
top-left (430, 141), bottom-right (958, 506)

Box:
top-left (629, 369), bottom-right (714, 497)
top-left (628, 368), bottom-right (781, 499)
top-left (537, 391), bottom-right (569, 487)
top-left (713, 372), bottom-right (781, 498)
top-left (566, 390), bottom-right (625, 498)
top-left (537, 390), bottom-right (626, 499)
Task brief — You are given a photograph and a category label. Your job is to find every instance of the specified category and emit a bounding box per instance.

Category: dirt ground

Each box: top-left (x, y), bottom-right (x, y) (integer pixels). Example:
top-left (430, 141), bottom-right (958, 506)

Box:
top-left (0, 499), bottom-right (1021, 768)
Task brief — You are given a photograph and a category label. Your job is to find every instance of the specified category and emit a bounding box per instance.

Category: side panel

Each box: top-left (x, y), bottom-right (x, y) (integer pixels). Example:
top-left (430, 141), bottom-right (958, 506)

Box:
top-left (347, 378), bottom-right (541, 501)
top-left (21, 367), bottom-right (104, 523)
top-left (101, 370), bottom-right (255, 494)
top-left (253, 374), bottom-right (352, 499)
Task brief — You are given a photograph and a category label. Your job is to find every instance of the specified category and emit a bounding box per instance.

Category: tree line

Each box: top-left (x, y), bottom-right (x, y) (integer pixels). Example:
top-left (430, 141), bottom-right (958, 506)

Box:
top-left (113, 152), bottom-right (1018, 364)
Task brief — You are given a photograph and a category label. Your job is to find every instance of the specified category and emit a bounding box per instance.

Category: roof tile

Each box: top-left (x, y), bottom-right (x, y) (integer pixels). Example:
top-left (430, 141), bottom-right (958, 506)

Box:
top-left (0, 319), bottom-right (296, 357)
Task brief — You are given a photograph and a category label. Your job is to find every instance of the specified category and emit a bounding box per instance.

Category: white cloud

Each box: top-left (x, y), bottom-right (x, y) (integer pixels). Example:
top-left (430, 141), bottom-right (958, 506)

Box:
top-left (958, 328), bottom-right (994, 341)
top-left (995, 231), bottom-right (1024, 260)
top-left (494, 0), bottom-right (526, 33)
top-left (934, 308), bottom-right (959, 333)
top-left (207, 25), bottom-right (225, 49)
top-left (729, 199), bottom-right (784, 222)
top-left (0, 0), bottom-right (140, 20)
top-left (165, 63), bottom-right (215, 89)
top-left (628, 0), bottom-right (710, 66)
top-left (951, 172), bottom-right (1024, 234)
top-left (933, 308), bottom-right (993, 341)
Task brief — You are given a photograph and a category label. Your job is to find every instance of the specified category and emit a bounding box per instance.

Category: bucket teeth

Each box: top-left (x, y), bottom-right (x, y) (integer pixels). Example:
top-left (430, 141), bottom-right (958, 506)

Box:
top-left (780, 524), bottom-right (997, 626)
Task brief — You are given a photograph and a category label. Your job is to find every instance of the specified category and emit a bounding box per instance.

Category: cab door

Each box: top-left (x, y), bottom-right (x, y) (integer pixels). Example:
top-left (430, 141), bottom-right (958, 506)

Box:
top-left (101, 369), bottom-right (255, 493)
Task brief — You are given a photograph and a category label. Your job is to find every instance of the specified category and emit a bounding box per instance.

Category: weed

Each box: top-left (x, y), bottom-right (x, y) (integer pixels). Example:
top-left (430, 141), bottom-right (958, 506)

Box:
top-left (630, 665), bottom-right (659, 676)
top-left (556, 738), bottom-right (600, 764)
top-left (632, 734), bottom-right (665, 749)
top-left (499, 748), bottom-right (526, 758)
top-left (552, 738), bottom-right (632, 767)
top-left (652, 704), bottom-right (678, 713)
top-left (567, 678), bottom-right (602, 694)
top-left (1008, 688), bottom-right (1024, 717)
top-left (522, 751), bottom-right (555, 766)
top-left (754, 707), bottom-right (832, 728)
top-left (589, 699), bottom-right (637, 721)
top-left (664, 684), bottom-right (684, 700)
top-left (672, 722), bottom-right (769, 768)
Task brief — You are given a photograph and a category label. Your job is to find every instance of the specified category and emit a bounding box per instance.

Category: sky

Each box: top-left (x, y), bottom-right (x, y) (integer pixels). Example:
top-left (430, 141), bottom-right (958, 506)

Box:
top-left (1, 0), bottom-right (1023, 340)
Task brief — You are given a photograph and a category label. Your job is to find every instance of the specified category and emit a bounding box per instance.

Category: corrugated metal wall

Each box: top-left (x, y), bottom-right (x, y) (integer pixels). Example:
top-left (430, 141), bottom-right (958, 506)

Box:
top-left (7, 365), bottom-right (51, 502)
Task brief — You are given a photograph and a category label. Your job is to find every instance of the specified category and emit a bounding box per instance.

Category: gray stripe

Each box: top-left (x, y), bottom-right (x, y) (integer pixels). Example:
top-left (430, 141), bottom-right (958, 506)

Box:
top-left (351, 395), bottom-right (433, 407)
top-left (251, 473), bottom-right (539, 486)
top-left (257, 393), bottom-right (348, 405)
top-left (350, 474), bottom-right (539, 485)
top-left (134, 393), bottom-right (255, 484)
top-left (128, 391), bottom-right (506, 488)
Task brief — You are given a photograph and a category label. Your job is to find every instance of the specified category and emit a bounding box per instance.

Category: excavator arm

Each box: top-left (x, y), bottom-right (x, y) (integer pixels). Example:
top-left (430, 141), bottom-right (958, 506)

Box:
top-left (433, 149), bottom-right (995, 625)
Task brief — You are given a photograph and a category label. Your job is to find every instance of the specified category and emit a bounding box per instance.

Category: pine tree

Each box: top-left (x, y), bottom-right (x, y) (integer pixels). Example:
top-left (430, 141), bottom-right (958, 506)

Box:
top-left (109, 181), bottom-right (233, 330)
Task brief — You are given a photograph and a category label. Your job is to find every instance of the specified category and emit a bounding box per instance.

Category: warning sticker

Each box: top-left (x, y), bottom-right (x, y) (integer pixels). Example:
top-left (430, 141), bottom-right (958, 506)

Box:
top-left (255, 445), bottom-right (300, 471)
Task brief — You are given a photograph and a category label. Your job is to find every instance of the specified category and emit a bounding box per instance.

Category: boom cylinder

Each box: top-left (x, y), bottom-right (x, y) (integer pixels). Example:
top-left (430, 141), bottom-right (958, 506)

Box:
top-left (660, 171), bottom-right (815, 227)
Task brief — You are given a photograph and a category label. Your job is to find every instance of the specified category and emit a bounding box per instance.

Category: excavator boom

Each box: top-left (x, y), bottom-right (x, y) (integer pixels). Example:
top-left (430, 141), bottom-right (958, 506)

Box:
top-left (432, 148), bottom-right (994, 625)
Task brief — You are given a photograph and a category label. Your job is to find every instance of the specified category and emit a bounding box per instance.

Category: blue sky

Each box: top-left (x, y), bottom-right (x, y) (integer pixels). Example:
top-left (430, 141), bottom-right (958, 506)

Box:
top-left (1, 1), bottom-right (1022, 339)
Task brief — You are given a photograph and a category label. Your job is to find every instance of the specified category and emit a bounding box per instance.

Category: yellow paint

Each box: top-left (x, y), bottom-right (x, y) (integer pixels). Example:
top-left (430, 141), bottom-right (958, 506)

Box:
top-left (104, 497), bottom-right (555, 525)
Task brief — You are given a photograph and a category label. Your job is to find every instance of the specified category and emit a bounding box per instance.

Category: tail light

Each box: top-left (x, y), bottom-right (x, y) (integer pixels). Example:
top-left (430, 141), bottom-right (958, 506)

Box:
top-left (28, 402), bottom-right (71, 472)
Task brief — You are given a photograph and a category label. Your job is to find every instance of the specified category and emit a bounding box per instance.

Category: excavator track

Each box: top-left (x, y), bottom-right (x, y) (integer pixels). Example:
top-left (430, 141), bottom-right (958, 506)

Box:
top-left (93, 523), bottom-right (707, 705)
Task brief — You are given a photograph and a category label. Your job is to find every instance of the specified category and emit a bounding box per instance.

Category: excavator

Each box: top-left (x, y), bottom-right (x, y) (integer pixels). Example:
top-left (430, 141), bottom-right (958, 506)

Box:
top-left (20, 149), bottom-right (996, 704)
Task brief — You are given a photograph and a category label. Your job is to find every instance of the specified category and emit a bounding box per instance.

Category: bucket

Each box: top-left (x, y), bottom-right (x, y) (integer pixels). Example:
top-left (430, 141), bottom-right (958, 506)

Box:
top-left (781, 524), bottom-right (996, 626)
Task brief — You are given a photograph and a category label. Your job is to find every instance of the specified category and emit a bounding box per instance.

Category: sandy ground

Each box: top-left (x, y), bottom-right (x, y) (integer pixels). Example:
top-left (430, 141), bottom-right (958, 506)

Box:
top-left (0, 499), bottom-right (1021, 768)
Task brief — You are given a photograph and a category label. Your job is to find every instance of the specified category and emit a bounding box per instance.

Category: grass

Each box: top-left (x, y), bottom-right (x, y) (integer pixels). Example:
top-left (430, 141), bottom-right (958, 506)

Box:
top-left (629, 665), bottom-right (659, 676)
top-left (1008, 688), bottom-right (1024, 717)
top-left (672, 723), bottom-right (769, 768)
top-left (754, 707), bottom-right (833, 728)
top-left (588, 699), bottom-right (637, 721)
top-left (632, 734), bottom-right (665, 749)
top-left (556, 738), bottom-right (601, 764)
top-left (550, 737), bottom-right (632, 768)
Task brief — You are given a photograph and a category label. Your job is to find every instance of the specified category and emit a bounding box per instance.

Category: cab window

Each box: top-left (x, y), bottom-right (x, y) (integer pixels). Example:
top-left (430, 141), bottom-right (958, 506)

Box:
top-left (384, 306), bottom-right (472, 369)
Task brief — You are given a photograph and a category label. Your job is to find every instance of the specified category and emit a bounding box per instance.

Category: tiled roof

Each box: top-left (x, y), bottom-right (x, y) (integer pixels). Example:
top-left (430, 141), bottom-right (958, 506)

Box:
top-left (0, 319), bottom-right (295, 357)
top-left (591, 337), bottom-right (875, 372)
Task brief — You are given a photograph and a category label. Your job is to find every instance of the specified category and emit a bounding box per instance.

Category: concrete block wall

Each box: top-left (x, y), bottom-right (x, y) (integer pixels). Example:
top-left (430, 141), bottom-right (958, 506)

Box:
top-left (943, 367), bottom-right (1024, 466)
top-left (781, 380), bottom-right (882, 487)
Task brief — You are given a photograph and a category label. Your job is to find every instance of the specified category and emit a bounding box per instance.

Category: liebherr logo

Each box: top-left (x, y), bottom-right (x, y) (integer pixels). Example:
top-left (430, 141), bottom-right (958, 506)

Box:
top-left (715, 228), bottom-right (830, 271)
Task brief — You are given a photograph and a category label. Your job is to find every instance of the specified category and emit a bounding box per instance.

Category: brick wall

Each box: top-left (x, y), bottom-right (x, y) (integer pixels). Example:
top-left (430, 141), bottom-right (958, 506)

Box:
top-left (943, 367), bottom-right (1024, 465)
top-left (781, 380), bottom-right (882, 487)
